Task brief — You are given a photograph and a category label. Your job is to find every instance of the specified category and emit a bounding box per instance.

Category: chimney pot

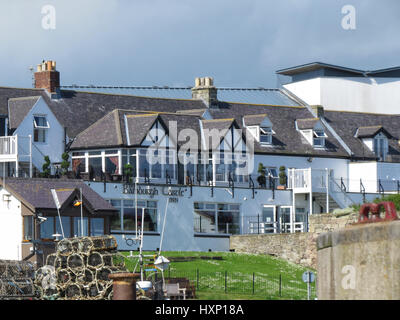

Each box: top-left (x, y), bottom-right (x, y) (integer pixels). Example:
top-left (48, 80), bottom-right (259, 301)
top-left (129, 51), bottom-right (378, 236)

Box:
top-left (191, 76), bottom-right (218, 108)
top-left (34, 60), bottom-right (60, 94)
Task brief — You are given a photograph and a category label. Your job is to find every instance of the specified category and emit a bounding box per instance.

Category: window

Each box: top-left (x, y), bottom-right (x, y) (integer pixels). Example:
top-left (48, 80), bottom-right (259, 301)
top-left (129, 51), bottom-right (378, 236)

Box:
top-left (73, 217), bottom-right (89, 237)
top-left (373, 135), bottom-right (388, 161)
top-left (56, 216), bottom-right (71, 239)
top-left (313, 129), bottom-right (327, 147)
top-left (33, 116), bottom-right (49, 143)
top-left (90, 218), bottom-right (104, 236)
top-left (260, 127), bottom-right (273, 144)
top-left (23, 216), bottom-right (33, 241)
top-left (109, 199), bottom-right (122, 230)
top-left (108, 199), bottom-right (158, 232)
top-left (40, 217), bottom-right (55, 239)
top-left (194, 202), bottom-right (240, 235)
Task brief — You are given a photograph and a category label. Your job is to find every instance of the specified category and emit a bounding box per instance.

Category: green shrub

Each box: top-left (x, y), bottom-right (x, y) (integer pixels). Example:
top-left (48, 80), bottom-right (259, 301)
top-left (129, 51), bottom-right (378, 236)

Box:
top-left (279, 166), bottom-right (287, 186)
top-left (373, 194), bottom-right (400, 210)
top-left (41, 155), bottom-right (51, 178)
top-left (60, 152), bottom-right (70, 175)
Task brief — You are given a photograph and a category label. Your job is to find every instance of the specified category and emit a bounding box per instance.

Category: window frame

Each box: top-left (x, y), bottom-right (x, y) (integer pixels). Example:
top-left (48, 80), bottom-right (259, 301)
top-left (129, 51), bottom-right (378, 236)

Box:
top-left (33, 115), bottom-right (49, 143)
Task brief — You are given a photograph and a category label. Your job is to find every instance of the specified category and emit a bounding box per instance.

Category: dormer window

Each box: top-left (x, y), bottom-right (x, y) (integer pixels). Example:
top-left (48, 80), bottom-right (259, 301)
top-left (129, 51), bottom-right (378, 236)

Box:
top-left (355, 126), bottom-right (391, 162)
top-left (243, 114), bottom-right (274, 146)
top-left (373, 134), bottom-right (388, 161)
top-left (33, 115), bottom-right (49, 143)
top-left (313, 129), bottom-right (327, 147)
top-left (296, 118), bottom-right (327, 148)
top-left (260, 127), bottom-right (274, 144)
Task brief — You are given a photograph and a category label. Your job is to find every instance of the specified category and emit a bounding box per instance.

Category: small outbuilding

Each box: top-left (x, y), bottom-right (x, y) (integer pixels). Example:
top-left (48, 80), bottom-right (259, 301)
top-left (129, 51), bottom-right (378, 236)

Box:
top-left (0, 178), bottom-right (117, 266)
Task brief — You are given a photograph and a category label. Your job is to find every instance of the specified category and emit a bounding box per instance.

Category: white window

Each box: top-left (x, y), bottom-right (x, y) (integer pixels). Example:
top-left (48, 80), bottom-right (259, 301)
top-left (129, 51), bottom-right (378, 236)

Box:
top-left (193, 202), bottom-right (240, 234)
top-left (33, 115), bottom-right (49, 143)
top-left (313, 129), bottom-right (327, 147)
top-left (260, 127), bottom-right (274, 145)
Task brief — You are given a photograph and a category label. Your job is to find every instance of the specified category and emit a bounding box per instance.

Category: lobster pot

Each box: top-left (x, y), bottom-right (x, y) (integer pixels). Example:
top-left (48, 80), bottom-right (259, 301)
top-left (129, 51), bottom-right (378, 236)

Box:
top-left (34, 266), bottom-right (56, 287)
top-left (87, 281), bottom-right (104, 299)
top-left (71, 237), bottom-right (93, 254)
top-left (87, 252), bottom-right (104, 269)
top-left (0, 260), bottom-right (35, 279)
top-left (91, 236), bottom-right (118, 251)
top-left (67, 254), bottom-right (85, 271)
top-left (34, 236), bottom-right (127, 300)
top-left (55, 255), bottom-right (68, 269)
top-left (46, 254), bottom-right (57, 267)
top-left (57, 269), bottom-right (72, 286)
top-left (65, 283), bottom-right (82, 299)
top-left (0, 279), bottom-right (35, 298)
top-left (95, 267), bottom-right (115, 283)
top-left (57, 239), bottom-right (73, 256)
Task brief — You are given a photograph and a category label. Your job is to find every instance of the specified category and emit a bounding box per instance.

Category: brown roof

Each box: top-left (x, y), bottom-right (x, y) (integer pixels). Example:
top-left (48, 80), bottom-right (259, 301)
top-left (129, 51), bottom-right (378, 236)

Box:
top-left (0, 178), bottom-right (116, 214)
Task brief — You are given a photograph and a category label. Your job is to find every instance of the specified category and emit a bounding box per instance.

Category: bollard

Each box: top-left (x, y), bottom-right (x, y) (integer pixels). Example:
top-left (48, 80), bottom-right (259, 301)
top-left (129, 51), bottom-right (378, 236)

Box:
top-left (108, 272), bottom-right (140, 300)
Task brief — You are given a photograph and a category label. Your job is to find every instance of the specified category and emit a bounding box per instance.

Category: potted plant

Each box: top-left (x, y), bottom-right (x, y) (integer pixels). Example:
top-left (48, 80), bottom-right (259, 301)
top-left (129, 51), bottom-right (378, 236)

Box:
top-left (124, 163), bottom-right (133, 183)
top-left (257, 163), bottom-right (267, 188)
top-left (60, 152), bottom-right (70, 178)
top-left (278, 166), bottom-right (287, 190)
top-left (40, 155), bottom-right (51, 178)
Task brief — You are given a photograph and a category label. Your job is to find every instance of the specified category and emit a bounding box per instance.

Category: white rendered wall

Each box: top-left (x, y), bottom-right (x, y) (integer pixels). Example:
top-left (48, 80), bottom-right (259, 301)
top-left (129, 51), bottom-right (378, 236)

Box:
top-left (87, 182), bottom-right (292, 252)
top-left (348, 162), bottom-right (378, 193)
top-left (14, 97), bottom-right (66, 168)
top-left (284, 77), bottom-right (400, 114)
top-left (253, 154), bottom-right (348, 182)
top-left (0, 187), bottom-right (23, 260)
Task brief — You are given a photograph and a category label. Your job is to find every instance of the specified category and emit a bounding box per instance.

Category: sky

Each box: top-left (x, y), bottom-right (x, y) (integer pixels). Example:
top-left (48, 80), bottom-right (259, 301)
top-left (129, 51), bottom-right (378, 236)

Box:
top-left (1, 0), bottom-right (400, 89)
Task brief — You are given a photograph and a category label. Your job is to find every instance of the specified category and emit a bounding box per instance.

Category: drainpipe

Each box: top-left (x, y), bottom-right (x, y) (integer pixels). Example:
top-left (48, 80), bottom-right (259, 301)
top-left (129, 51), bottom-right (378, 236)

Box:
top-left (291, 168), bottom-right (295, 234)
top-left (326, 168), bottom-right (329, 213)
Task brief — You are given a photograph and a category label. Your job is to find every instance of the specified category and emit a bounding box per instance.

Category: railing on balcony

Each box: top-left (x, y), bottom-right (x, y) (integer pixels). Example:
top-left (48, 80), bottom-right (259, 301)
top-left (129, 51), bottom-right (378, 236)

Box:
top-left (0, 136), bottom-right (17, 157)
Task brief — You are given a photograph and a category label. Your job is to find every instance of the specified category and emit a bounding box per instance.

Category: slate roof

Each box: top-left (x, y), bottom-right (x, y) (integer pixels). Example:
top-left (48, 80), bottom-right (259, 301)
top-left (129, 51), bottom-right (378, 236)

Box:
top-left (207, 103), bottom-right (349, 157)
top-left (70, 109), bottom-right (204, 150)
top-left (355, 125), bottom-right (393, 139)
top-left (0, 178), bottom-right (116, 213)
top-left (243, 114), bottom-right (268, 126)
top-left (296, 118), bottom-right (320, 130)
top-left (125, 114), bottom-right (159, 146)
top-left (0, 87), bottom-right (206, 139)
top-left (324, 110), bottom-right (400, 160)
top-left (3, 85), bottom-right (400, 161)
top-left (8, 96), bottom-right (41, 129)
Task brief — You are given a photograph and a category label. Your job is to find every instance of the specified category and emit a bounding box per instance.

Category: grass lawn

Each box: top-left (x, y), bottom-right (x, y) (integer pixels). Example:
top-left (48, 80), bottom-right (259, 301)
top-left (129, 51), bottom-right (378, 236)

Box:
top-left (121, 250), bottom-right (316, 300)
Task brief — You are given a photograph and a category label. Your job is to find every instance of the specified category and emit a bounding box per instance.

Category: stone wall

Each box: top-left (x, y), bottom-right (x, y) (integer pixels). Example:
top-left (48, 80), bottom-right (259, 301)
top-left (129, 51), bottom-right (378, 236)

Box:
top-left (317, 220), bottom-right (400, 300)
top-left (230, 210), bottom-right (358, 269)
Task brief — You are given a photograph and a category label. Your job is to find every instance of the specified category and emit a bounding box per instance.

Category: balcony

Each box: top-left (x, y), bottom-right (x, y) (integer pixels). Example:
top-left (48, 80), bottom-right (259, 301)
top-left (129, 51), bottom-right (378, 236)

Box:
top-left (0, 135), bottom-right (33, 177)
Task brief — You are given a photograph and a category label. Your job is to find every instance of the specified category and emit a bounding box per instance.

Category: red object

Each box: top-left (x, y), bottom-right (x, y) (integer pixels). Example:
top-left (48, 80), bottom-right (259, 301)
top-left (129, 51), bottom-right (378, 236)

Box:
top-left (358, 201), bottom-right (398, 224)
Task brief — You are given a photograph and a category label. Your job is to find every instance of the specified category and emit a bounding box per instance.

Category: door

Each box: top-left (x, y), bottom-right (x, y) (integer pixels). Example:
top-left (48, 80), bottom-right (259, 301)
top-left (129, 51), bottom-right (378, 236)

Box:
top-left (261, 205), bottom-right (276, 233)
top-left (279, 206), bottom-right (292, 233)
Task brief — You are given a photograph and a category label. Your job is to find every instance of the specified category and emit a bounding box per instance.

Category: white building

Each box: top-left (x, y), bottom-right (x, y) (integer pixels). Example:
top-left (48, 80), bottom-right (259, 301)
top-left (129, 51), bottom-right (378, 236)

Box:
top-left (0, 60), bottom-right (399, 254)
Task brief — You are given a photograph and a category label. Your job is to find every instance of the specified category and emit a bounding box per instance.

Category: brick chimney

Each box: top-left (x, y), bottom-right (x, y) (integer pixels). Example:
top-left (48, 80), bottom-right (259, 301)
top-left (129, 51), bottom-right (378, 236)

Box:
top-left (191, 77), bottom-right (218, 108)
top-left (34, 60), bottom-right (60, 94)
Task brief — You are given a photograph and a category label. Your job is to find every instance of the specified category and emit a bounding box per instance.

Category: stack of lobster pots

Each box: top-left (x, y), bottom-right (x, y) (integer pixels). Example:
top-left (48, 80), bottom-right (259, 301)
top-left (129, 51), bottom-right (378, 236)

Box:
top-left (0, 260), bottom-right (36, 300)
top-left (34, 235), bottom-right (127, 300)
